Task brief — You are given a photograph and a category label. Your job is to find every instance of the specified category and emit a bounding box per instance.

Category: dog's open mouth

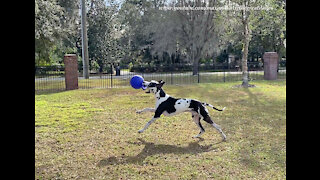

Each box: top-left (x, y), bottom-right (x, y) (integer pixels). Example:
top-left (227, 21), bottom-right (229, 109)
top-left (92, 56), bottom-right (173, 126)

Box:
top-left (142, 84), bottom-right (149, 93)
top-left (142, 81), bottom-right (149, 90)
top-left (142, 84), bottom-right (147, 90)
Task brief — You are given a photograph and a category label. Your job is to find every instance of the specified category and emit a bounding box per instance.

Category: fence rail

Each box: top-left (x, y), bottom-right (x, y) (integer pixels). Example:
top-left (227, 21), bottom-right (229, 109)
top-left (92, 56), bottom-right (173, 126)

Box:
top-left (35, 64), bottom-right (286, 92)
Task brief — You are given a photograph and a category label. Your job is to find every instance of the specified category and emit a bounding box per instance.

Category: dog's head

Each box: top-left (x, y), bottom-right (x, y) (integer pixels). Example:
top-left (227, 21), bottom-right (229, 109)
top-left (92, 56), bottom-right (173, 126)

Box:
top-left (142, 80), bottom-right (165, 95)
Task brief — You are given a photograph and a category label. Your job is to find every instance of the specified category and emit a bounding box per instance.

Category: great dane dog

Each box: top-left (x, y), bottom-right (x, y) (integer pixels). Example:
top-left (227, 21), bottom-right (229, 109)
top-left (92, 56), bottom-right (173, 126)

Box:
top-left (136, 80), bottom-right (227, 141)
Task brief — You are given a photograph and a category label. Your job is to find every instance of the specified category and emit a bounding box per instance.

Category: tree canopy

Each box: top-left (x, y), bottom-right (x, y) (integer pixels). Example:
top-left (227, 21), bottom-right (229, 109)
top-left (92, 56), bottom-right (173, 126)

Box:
top-left (35, 0), bottom-right (286, 75)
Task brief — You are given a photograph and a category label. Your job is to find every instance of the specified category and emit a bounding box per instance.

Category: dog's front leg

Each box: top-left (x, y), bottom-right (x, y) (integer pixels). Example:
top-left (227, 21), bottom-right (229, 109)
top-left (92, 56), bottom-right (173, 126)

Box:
top-left (138, 117), bottom-right (159, 133)
top-left (136, 108), bottom-right (155, 114)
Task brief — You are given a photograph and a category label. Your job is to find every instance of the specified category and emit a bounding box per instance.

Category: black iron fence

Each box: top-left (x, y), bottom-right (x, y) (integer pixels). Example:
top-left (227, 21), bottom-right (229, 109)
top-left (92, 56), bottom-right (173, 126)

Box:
top-left (35, 66), bottom-right (65, 91)
top-left (35, 64), bottom-right (286, 92)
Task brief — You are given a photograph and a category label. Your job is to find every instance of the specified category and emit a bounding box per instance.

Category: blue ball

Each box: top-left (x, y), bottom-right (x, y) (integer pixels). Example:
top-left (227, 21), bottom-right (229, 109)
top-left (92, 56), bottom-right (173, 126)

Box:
top-left (130, 75), bottom-right (144, 89)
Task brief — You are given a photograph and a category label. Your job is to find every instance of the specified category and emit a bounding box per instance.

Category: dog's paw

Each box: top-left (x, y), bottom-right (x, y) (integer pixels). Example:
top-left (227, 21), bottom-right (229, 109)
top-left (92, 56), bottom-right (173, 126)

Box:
top-left (192, 135), bottom-right (201, 138)
top-left (138, 130), bottom-right (144, 133)
top-left (222, 134), bottom-right (227, 142)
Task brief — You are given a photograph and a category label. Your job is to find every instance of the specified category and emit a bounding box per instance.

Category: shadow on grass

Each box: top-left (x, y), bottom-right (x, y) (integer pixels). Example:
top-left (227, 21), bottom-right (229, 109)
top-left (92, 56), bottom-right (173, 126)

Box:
top-left (242, 86), bottom-right (263, 106)
top-left (98, 138), bottom-right (221, 167)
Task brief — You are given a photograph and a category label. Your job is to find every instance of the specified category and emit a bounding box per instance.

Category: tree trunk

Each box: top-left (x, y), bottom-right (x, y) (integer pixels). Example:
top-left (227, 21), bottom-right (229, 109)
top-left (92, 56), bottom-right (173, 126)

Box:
top-left (193, 58), bottom-right (199, 75)
top-left (192, 47), bottom-right (200, 76)
top-left (241, 19), bottom-right (250, 87)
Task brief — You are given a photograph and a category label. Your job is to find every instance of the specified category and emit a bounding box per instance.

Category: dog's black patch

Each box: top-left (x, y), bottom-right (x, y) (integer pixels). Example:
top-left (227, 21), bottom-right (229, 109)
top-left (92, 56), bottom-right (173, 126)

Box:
top-left (148, 82), bottom-right (157, 87)
top-left (199, 104), bottom-right (209, 118)
top-left (189, 100), bottom-right (209, 118)
top-left (154, 97), bottom-right (178, 118)
top-left (189, 100), bottom-right (200, 112)
top-left (159, 88), bottom-right (166, 97)
top-left (198, 118), bottom-right (205, 132)
top-left (203, 116), bottom-right (213, 124)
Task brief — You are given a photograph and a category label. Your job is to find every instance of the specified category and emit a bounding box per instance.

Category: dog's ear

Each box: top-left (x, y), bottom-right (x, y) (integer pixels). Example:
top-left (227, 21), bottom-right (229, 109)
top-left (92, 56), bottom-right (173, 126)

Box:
top-left (159, 80), bottom-right (165, 85)
top-left (157, 80), bottom-right (165, 88)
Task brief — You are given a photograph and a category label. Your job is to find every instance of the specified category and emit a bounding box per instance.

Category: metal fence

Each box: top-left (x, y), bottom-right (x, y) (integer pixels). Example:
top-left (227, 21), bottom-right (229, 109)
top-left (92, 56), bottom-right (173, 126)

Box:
top-left (35, 66), bottom-right (65, 91)
top-left (35, 64), bottom-right (286, 92)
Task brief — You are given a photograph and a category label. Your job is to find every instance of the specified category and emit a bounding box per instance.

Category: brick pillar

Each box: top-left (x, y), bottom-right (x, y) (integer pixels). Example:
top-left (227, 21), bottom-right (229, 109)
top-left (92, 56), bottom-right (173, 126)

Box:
top-left (64, 54), bottom-right (78, 90)
top-left (263, 52), bottom-right (278, 80)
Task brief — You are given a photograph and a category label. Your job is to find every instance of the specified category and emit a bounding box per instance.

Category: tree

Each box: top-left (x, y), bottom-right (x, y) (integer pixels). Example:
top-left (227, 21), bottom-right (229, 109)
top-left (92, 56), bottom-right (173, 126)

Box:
top-left (251, 0), bottom-right (286, 60)
top-left (35, 0), bottom-right (64, 65)
top-left (140, 0), bottom-right (227, 75)
top-left (86, 0), bottom-right (120, 72)
top-left (57, 0), bottom-right (81, 53)
top-left (240, 0), bottom-right (251, 87)
top-left (35, 0), bottom-right (80, 66)
top-left (117, 0), bottom-right (158, 66)
top-left (226, 0), bottom-right (286, 87)
top-left (225, 0), bottom-right (260, 87)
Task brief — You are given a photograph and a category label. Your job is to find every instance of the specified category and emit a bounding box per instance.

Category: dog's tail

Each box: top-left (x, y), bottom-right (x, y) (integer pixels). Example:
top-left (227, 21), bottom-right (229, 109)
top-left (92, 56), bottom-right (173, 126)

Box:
top-left (202, 102), bottom-right (226, 111)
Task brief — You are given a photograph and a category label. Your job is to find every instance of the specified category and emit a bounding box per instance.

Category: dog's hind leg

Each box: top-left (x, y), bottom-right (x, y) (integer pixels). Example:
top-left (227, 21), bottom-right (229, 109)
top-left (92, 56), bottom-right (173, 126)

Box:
top-left (192, 112), bottom-right (205, 138)
top-left (203, 116), bottom-right (227, 141)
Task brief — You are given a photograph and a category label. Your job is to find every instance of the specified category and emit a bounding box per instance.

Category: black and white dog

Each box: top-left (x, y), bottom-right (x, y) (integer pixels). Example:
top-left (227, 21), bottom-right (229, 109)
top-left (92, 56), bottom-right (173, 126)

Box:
top-left (136, 80), bottom-right (227, 141)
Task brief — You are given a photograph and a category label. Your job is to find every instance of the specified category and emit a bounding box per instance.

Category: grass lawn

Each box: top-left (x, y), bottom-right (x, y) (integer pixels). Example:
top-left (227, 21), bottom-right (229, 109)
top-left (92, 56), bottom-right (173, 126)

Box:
top-left (35, 80), bottom-right (286, 179)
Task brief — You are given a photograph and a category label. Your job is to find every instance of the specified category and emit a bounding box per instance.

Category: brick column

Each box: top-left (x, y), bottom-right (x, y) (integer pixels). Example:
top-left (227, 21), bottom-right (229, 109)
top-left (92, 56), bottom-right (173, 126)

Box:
top-left (263, 52), bottom-right (278, 80)
top-left (64, 54), bottom-right (78, 90)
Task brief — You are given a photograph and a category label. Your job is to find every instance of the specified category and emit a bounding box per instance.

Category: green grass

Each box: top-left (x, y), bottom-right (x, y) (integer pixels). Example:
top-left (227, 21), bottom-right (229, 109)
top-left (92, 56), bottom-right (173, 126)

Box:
top-left (35, 80), bottom-right (286, 179)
